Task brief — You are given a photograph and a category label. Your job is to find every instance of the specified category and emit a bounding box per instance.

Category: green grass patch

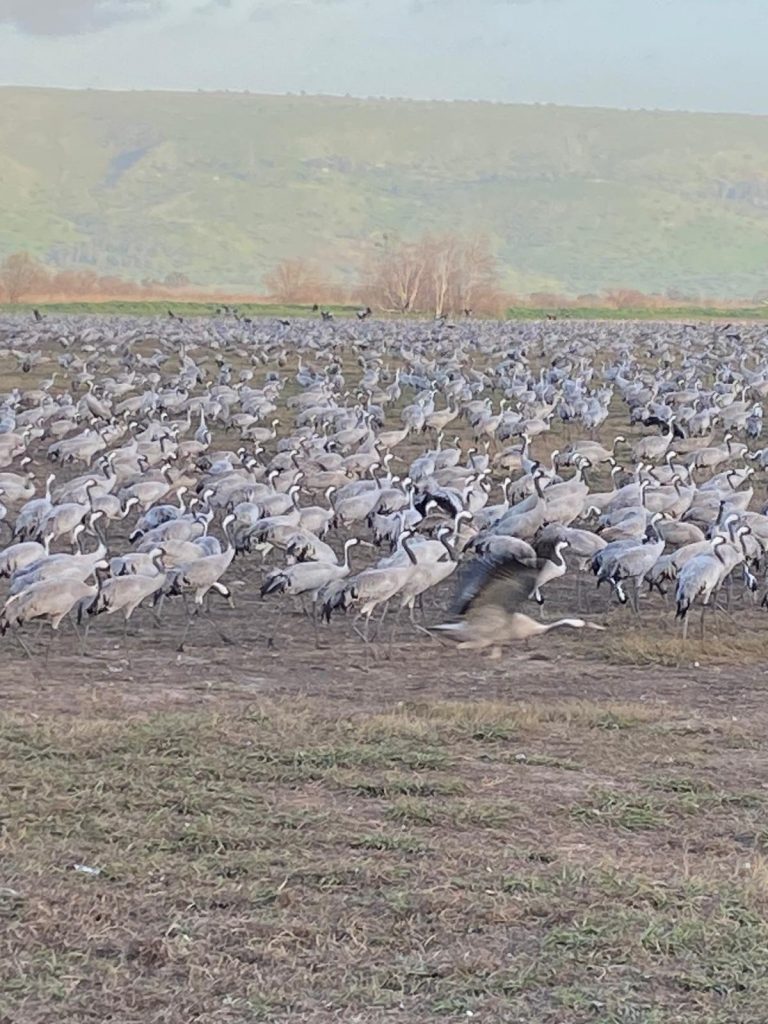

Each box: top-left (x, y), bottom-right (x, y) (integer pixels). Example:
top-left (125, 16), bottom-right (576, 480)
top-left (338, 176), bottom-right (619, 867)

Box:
top-left (2, 696), bottom-right (767, 1023)
top-left (5, 299), bottom-right (768, 321)
top-left (572, 790), bottom-right (669, 831)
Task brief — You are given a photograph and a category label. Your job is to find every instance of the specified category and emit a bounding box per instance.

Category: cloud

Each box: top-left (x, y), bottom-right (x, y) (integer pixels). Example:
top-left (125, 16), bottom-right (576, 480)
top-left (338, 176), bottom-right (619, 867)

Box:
top-left (249, 0), bottom-right (352, 18)
top-left (195, 0), bottom-right (232, 11)
top-left (412, 0), bottom-right (558, 8)
top-left (0, 0), bottom-right (164, 36)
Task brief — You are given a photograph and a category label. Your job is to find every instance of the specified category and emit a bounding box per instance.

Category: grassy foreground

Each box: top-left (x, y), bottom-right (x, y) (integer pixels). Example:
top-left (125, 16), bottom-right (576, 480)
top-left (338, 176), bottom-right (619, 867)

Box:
top-left (2, 695), bottom-right (767, 1023)
top-left (3, 300), bottom-right (768, 320)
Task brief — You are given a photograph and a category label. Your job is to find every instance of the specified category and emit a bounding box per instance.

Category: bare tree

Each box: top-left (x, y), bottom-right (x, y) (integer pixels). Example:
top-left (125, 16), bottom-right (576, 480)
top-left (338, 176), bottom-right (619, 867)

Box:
top-left (361, 239), bottom-right (427, 313)
top-left (264, 258), bottom-right (322, 304)
top-left (453, 235), bottom-right (499, 315)
top-left (0, 252), bottom-right (49, 304)
top-left (425, 234), bottom-right (457, 318)
top-left (362, 234), bottom-right (501, 316)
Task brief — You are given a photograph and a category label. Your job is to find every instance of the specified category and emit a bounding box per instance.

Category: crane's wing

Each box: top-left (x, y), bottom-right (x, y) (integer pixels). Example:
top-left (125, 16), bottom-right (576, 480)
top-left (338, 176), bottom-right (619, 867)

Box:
top-left (451, 553), bottom-right (538, 617)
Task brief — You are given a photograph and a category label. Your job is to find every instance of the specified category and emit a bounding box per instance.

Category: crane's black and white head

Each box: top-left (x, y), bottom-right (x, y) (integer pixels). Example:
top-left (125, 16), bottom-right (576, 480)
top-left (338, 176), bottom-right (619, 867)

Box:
top-left (711, 535), bottom-right (728, 563)
top-left (554, 537), bottom-right (570, 558)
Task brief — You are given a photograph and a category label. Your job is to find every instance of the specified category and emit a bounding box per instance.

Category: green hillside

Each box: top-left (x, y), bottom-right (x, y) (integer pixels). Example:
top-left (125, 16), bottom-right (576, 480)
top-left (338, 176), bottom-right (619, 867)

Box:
top-left (2, 87), bottom-right (768, 298)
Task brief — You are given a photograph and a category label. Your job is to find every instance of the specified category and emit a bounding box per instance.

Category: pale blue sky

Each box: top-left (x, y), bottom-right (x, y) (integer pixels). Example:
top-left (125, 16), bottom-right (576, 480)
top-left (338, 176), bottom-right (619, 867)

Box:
top-left (0, 0), bottom-right (766, 113)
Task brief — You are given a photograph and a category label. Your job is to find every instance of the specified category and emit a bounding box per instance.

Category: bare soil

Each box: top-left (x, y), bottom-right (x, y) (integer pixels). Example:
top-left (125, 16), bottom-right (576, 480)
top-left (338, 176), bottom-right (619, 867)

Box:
top-left (2, 329), bottom-right (768, 1023)
top-left (3, 584), bottom-right (768, 1024)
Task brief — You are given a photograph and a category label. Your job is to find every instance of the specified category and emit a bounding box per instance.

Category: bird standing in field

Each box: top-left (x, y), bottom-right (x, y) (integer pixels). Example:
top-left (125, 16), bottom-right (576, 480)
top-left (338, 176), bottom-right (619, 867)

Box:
top-left (432, 550), bottom-right (605, 658)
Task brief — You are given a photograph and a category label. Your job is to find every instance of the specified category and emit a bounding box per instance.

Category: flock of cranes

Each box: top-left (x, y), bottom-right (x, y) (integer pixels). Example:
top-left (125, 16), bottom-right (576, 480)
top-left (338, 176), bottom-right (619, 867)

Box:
top-left (1, 311), bottom-right (767, 665)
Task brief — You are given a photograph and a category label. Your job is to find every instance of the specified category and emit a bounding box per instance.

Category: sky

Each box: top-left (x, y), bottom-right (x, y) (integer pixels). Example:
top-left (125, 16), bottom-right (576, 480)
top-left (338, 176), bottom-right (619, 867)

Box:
top-left (0, 0), bottom-right (766, 113)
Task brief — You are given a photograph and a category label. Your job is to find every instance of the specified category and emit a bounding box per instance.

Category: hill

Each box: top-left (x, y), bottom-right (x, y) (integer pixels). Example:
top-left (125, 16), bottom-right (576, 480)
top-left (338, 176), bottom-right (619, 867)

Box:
top-left (2, 87), bottom-right (768, 298)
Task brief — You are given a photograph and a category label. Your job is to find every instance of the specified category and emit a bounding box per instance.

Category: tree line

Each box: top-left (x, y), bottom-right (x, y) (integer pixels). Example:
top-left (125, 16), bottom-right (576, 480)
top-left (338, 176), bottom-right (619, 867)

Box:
top-left (263, 234), bottom-right (503, 316)
top-left (0, 243), bottom-right (733, 313)
top-left (0, 252), bottom-right (190, 304)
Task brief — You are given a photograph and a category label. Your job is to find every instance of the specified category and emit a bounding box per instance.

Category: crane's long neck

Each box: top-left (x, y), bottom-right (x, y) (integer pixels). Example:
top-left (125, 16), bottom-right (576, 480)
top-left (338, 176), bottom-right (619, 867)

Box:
top-left (439, 534), bottom-right (456, 562)
top-left (343, 542), bottom-right (354, 570)
top-left (541, 618), bottom-right (585, 633)
top-left (451, 513), bottom-right (468, 547)
top-left (401, 536), bottom-right (417, 566)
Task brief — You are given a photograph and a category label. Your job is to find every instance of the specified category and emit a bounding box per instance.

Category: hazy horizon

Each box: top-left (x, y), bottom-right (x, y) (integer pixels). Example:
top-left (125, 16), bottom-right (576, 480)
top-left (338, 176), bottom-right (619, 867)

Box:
top-left (8, 82), bottom-right (767, 118)
top-left (1, 0), bottom-right (767, 116)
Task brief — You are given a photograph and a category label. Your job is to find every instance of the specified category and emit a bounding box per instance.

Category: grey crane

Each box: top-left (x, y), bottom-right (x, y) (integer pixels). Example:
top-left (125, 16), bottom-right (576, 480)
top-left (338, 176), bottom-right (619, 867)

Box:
top-left (394, 530), bottom-right (457, 623)
top-left (605, 524), bottom-right (665, 611)
top-left (529, 537), bottom-right (570, 604)
top-left (432, 551), bottom-right (605, 658)
top-left (0, 576), bottom-right (99, 657)
top-left (340, 538), bottom-right (419, 647)
top-left (163, 515), bottom-right (236, 649)
top-left (87, 552), bottom-right (168, 635)
top-left (261, 538), bottom-right (360, 602)
top-left (0, 537), bottom-right (51, 577)
top-left (675, 536), bottom-right (729, 639)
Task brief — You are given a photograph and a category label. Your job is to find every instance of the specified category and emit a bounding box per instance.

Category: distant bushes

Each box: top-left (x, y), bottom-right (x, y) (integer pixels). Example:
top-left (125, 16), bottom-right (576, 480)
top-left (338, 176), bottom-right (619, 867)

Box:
top-left (0, 252), bottom-right (193, 304)
top-left (1, 248), bottom-right (761, 314)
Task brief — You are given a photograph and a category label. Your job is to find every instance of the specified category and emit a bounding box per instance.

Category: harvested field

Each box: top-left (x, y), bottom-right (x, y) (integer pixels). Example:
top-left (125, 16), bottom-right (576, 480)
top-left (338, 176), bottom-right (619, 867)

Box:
top-left (3, 586), bottom-right (768, 1023)
top-left (2, 314), bottom-right (768, 1023)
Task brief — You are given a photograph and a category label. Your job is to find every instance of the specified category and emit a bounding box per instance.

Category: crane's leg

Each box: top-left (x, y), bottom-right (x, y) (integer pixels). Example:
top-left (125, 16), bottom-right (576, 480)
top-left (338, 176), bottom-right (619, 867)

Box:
top-left (63, 613), bottom-right (87, 657)
top-left (681, 612), bottom-right (689, 642)
top-left (177, 613), bottom-right (194, 652)
top-left (389, 604), bottom-right (406, 657)
top-left (351, 610), bottom-right (374, 648)
top-left (373, 602), bottom-right (389, 641)
top-left (363, 612), bottom-right (373, 669)
top-left (44, 628), bottom-right (54, 667)
top-left (311, 600), bottom-right (323, 649)
top-left (204, 608), bottom-right (232, 645)
top-left (13, 631), bottom-right (33, 660)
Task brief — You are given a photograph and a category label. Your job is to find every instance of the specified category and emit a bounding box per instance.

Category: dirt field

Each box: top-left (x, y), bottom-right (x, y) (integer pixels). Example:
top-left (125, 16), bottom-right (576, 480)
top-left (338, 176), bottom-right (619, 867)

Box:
top-left (3, 579), bottom-right (768, 1024)
top-left (2, 319), bottom-right (768, 1022)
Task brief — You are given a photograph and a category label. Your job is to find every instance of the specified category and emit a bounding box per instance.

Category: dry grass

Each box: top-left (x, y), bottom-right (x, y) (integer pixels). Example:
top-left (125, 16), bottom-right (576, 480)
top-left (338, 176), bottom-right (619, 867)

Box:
top-left (3, 323), bottom-right (768, 1023)
top-left (2, 694), bottom-right (768, 1024)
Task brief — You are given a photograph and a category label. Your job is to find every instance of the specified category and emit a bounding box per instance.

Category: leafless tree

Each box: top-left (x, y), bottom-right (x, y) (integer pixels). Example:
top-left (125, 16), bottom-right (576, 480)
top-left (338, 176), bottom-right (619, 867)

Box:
top-left (361, 239), bottom-right (426, 313)
top-left (362, 233), bottom-right (501, 316)
top-left (0, 253), bottom-right (49, 304)
top-left (264, 258), bottom-right (322, 304)
top-left (452, 235), bottom-right (500, 315)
